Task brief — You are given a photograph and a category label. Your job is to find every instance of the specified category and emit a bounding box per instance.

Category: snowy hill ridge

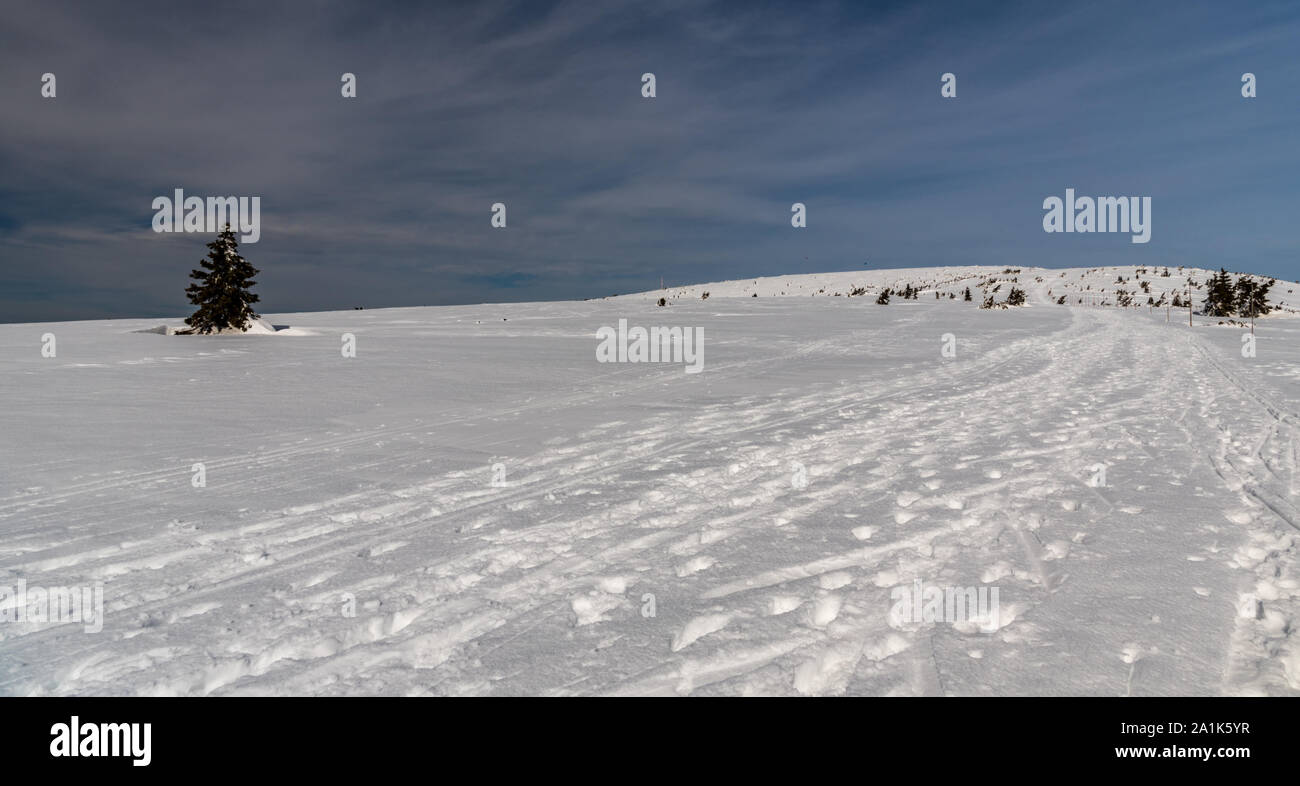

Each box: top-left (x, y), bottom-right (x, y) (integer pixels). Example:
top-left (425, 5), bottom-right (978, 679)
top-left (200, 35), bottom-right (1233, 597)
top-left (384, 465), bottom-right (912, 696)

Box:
top-left (618, 265), bottom-right (1300, 315)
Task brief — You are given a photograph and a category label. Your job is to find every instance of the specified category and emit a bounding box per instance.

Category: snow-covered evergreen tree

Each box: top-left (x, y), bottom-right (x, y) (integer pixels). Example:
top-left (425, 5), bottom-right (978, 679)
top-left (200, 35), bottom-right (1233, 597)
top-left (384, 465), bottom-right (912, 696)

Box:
top-left (1200, 268), bottom-right (1235, 317)
top-left (182, 224), bottom-right (261, 334)
top-left (1234, 276), bottom-right (1273, 318)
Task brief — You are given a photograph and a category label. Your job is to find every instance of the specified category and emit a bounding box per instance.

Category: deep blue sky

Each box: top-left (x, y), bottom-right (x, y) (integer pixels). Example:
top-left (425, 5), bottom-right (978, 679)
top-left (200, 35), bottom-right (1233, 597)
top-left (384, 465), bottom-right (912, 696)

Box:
top-left (1, 0), bottom-right (1297, 322)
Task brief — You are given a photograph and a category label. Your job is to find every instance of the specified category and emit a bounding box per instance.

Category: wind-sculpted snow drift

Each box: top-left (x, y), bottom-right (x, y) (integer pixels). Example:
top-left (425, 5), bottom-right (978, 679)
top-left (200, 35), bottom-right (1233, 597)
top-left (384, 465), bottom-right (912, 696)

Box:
top-left (1, 265), bottom-right (1297, 695)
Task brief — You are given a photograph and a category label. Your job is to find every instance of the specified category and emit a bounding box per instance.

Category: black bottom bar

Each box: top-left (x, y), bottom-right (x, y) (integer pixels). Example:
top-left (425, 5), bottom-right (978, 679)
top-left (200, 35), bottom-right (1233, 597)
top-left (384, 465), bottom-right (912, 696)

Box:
top-left (3, 696), bottom-right (1284, 775)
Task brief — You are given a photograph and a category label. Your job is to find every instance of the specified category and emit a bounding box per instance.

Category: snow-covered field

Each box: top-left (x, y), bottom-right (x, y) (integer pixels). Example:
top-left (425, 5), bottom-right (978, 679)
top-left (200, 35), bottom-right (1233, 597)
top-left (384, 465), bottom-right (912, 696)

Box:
top-left (2, 265), bottom-right (1299, 696)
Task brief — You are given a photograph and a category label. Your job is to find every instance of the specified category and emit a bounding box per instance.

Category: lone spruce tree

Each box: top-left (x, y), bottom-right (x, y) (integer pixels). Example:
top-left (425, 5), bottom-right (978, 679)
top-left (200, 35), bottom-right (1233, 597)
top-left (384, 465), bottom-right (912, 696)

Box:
top-left (183, 224), bottom-right (260, 334)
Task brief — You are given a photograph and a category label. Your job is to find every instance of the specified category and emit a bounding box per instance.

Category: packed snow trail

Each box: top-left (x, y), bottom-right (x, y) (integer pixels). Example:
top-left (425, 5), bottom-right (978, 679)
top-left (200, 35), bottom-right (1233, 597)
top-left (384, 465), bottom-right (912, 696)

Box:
top-left (1, 271), bottom-right (1297, 695)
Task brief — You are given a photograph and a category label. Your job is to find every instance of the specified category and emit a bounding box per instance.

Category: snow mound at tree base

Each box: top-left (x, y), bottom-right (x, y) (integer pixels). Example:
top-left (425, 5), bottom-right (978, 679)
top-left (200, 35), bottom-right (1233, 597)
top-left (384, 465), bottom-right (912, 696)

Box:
top-left (237, 316), bottom-right (279, 334)
top-left (135, 316), bottom-right (303, 335)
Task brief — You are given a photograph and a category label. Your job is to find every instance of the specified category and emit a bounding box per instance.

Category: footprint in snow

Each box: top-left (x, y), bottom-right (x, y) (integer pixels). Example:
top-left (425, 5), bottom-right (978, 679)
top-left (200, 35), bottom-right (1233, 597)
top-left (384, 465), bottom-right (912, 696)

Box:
top-left (818, 572), bottom-right (852, 590)
top-left (670, 614), bottom-right (730, 652)
top-left (896, 491), bottom-right (922, 508)
top-left (769, 595), bottom-right (802, 615)
top-left (1042, 540), bottom-right (1070, 560)
top-left (805, 594), bottom-right (843, 628)
top-left (980, 561), bottom-right (1013, 583)
top-left (674, 555), bottom-right (716, 577)
top-left (594, 576), bottom-right (629, 594)
top-left (571, 593), bottom-right (624, 626)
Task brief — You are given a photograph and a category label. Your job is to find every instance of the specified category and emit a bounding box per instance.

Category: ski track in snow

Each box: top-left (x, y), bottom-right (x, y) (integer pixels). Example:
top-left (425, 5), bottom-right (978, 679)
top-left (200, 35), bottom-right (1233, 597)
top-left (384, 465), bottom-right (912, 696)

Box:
top-left (1, 265), bottom-right (1298, 696)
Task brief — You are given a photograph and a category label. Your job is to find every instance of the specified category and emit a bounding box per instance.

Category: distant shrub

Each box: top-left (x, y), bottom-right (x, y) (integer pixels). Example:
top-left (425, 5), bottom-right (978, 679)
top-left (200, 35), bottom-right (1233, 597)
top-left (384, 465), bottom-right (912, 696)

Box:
top-left (1201, 268), bottom-right (1235, 317)
top-left (1234, 276), bottom-right (1273, 318)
